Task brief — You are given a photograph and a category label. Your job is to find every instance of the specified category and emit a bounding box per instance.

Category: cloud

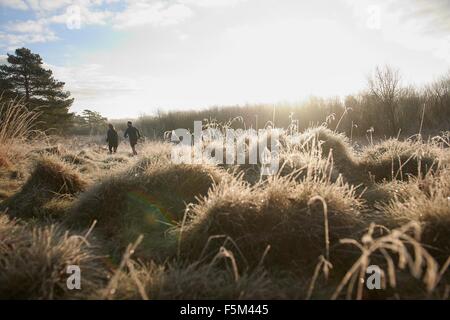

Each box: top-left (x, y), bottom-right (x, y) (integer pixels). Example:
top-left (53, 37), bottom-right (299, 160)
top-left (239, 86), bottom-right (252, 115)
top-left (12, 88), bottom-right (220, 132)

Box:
top-left (0, 0), bottom-right (197, 49)
top-left (2, 17), bottom-right (58, 49)
top-left (6, 19), bottom-right (48, 33)
top-left (47, 5), bottom-right (113, 27)
top-left (394, 0), bottom-right (450, 35)
top-left (48, 62), bottom-right (140, 99)
top-left (387, 0), bottom-right (450, 63)
top-left (45, 62), bottom-right (147, 116)
top-left (113, 1), bottom-right (193, 29)
top-left (0, 0), bottom-right (253, 49)
top-left (25, 0), bottom-right (72, 12)
top-left (0, 55), bottom-right (8, 64)
top-left (0, 1), bottom-right (115, 48)
top-left (0, 30), bottom-right (58, 50)
top-left (344, 0), bottom-right (450, 64)
top-left (344, 0), bottom-right (450, 33)
top-left (180, 0), bottom-right (248, 7)
top-left (0, 0), bottom-right (28, 10)
top-left (0, 51), bottom-right (137, 115)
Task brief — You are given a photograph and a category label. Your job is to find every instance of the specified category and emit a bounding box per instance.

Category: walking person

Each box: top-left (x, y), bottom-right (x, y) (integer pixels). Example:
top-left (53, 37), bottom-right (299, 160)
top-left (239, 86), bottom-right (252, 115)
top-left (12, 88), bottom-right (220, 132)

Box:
top-left (106, 123), bottom-right (119, 154)
top-left (124, 121), bottom-right (141, 155)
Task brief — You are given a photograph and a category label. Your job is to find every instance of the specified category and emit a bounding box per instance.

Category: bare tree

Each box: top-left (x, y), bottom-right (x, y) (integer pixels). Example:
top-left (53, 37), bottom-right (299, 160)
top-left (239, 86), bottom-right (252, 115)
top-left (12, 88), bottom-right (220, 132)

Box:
top-left (427, 71), bottom-right (449, 105)
top-left (367, 65), bottom-right (402, 136)
top-left (424, 71), bottom-right (450, 126)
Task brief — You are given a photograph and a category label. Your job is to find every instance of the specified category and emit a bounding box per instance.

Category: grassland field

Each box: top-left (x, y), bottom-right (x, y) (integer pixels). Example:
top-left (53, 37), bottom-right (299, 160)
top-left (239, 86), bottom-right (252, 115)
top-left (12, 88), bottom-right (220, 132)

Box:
top-left (0, 125), bottom-right (449, 300)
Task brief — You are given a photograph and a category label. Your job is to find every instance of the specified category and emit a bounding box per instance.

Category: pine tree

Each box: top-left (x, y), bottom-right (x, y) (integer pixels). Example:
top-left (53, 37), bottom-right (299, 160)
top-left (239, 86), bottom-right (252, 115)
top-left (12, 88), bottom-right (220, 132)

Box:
top-left (0, 47), bottom-right (74, 131)
top-left (81, 109), bottom-right (108, 135)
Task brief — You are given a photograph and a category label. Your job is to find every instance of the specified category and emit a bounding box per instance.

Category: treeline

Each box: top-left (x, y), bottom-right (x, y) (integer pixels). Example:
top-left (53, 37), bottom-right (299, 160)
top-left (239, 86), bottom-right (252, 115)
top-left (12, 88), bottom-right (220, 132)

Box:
top-left (2, 48), bottom-right (448, 139)
top-left (128, 66), bottom-right (449, 140)
top-left (70, 109), bottom-right (108, 135)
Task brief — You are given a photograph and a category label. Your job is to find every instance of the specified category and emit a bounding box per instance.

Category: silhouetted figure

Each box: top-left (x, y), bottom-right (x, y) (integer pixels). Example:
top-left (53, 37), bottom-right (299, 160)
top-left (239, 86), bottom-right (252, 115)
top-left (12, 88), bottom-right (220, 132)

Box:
top-left (106, 124), bottom-right (119, 154)
top-left (124, 121), bottom-right (141, 155)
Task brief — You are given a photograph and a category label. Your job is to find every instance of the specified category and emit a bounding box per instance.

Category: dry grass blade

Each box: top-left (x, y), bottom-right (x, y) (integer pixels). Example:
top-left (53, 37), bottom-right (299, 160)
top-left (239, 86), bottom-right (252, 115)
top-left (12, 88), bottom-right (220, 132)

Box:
top-left (0, 96), bottom-right (41, 145)
top-left (306, 255), bottom-right (333, 299)
top-left (332, 222), bottom-right (449, 300)
top-left (308, 195), bottom-right (330, 261)
top-left (208, 246), bottom-right (240, 282)
top-left (102, 235), bottom-right (144, 300)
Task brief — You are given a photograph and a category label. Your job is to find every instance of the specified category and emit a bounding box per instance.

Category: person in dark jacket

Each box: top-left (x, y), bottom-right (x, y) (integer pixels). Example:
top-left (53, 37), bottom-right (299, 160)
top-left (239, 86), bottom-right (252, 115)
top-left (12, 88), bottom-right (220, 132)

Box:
top-left (106, 124), bottom-right (119, 154)
top-left (124, 121), bottom-right (141, 155)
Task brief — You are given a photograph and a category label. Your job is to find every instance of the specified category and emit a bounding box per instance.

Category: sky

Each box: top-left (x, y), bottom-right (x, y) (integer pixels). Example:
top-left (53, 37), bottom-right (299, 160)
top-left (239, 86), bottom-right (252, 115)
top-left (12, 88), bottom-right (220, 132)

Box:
top-left (0, 0), bottom-right (449, 118)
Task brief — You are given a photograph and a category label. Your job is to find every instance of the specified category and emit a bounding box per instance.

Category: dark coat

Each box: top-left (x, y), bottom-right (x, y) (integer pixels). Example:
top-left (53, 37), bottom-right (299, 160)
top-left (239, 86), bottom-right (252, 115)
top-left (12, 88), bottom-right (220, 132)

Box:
top-left (124, 126), bottom-right (141, 143)
top-left (107, 128), bottom-right (119, 146)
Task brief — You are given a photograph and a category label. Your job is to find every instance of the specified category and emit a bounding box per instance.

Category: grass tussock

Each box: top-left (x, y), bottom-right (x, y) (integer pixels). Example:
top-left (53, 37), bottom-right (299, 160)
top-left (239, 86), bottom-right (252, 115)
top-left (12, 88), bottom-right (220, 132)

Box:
top-left (0, 149), bottom-right (12, 169)
top-left (67, 163), bottom-right (227, 260)
top-left (1, 156), bottom-right (87, 219)
top-left (287, 127), bottom-right (444, 185)
top-left (58, 148), bottom-right (132, 177)
top-left (99, 235), bottom-right (303, 300)
top-left (127, 143), bottom-right (171, 175)
top-left (233, 127), bottom-right (342, 184)
top-left (104, 261), bottom-right (300, 300)
top-left (0, 213), bottom-right (108, 299)
top-left (291, 127), bottom-right (356, 164)
top-left (283, 127), bottom-right (364, 184)
top-left (0, 163), bottom-right (26, 200)
top-left (359, 139), bottom-right (441, 182)
top-left (32, 144), bottom-right (67, 157)
top-left (61, 153), bottom-right (93, 166)
top-left (381, 169), bottom-right (450, 259)
top-left (178, 174), bottom-right (365, 271)
top-left (328, 222), bottom-right (450, 299)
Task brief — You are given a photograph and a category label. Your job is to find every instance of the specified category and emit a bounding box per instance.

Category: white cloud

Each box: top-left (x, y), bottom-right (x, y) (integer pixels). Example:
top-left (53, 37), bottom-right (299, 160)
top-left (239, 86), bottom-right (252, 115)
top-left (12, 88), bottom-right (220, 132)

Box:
top-left (48, 62), bottom-right (140, 99)
top-left (2, 17), bottom-right (59, 49)
top-left (0, 0), bottom-right (28, 10)
top-left (180, 0), bottom-right (247, 7)
top-left (45, 62), bottom-right (150, 117)
top-left (47, 5), bottom-right (113, 27)
top-left (0, 54), bottom-right (8, 64)
top-left (6, 19), bottom-right (47, 33)
top-left (344, 0), bottom-right (450, 64)
top-left (390, 0), bottom-right (450, 35)
top-left (0, 0), bottom-right (251, 50)
top-left (25, 0), bottom-right (72, 12)
top-left (1, 0), bottom-right (195, 49)
top-left (0, 1), bottom-right (115, 48)
top-left (113, 1), bottom-right (193, 29)
top-left (0, 30), bottom-right (58, 49)
top-left (178, 32), bottom-right (189, 41)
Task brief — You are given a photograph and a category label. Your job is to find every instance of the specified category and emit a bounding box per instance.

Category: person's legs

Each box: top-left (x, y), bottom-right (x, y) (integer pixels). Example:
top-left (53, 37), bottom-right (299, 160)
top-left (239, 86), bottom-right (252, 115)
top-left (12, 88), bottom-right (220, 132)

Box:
top-left (113, 145), bottom-right (117, 153)
top-left (130, 140), bottom-right (137, 155)
top-left (108, 144), bottom-right (113, 154)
